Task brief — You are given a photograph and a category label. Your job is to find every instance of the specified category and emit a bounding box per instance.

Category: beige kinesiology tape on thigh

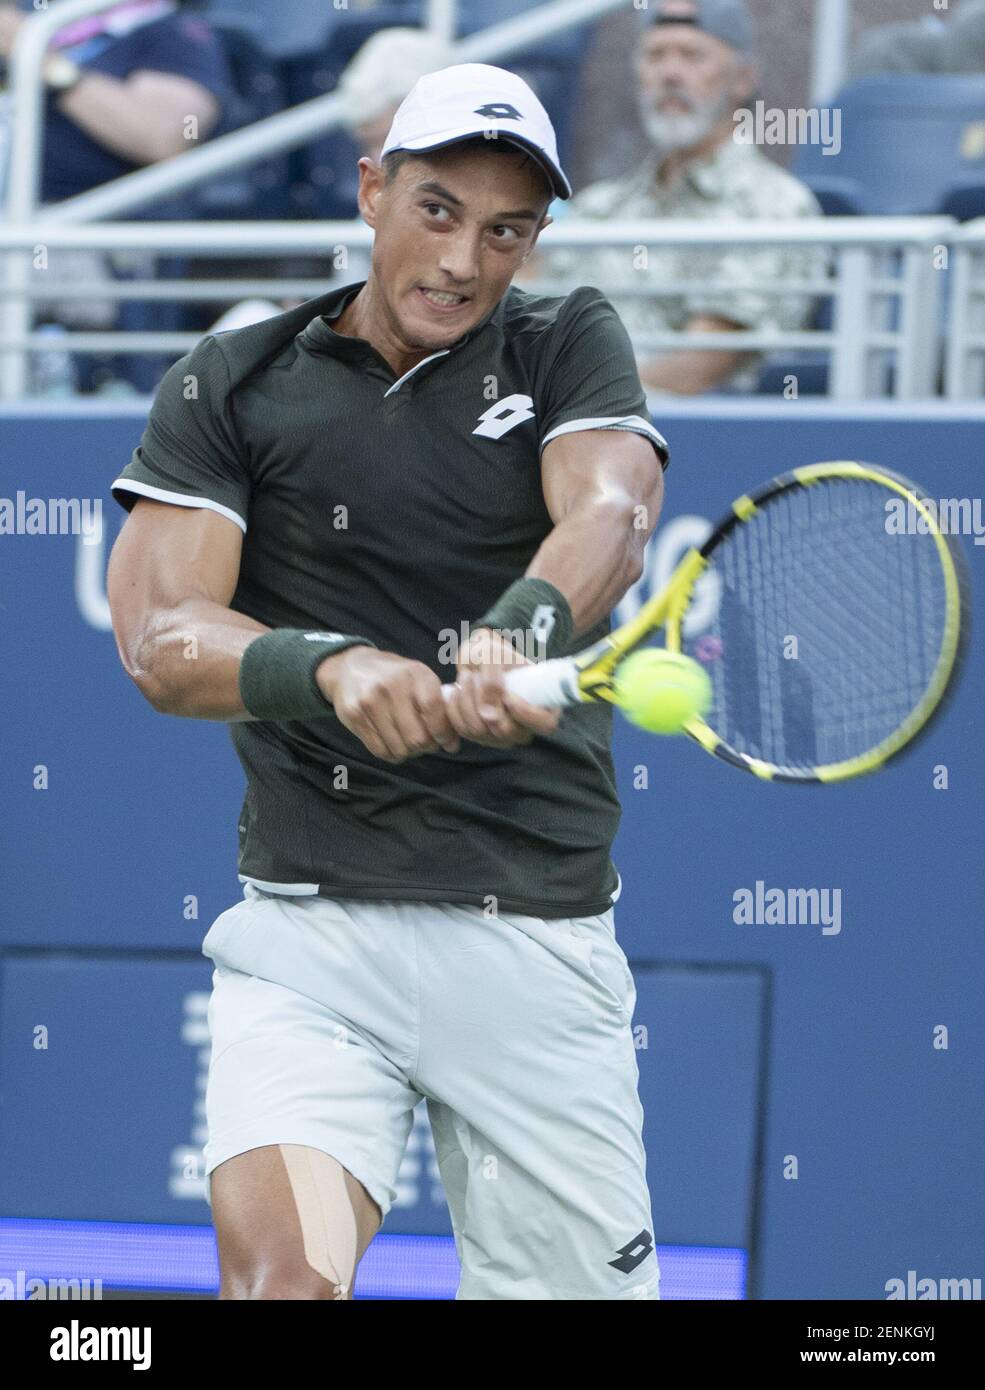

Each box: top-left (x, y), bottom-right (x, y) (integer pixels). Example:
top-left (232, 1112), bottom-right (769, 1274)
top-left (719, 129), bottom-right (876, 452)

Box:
top-left (280, 1144), bottom-right (358, 1299)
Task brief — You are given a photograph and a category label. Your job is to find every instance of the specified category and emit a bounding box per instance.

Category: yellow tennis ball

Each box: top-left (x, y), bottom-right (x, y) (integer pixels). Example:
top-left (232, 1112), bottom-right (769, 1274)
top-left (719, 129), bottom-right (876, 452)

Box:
top-left (614, 649), bottom-right (712, 734)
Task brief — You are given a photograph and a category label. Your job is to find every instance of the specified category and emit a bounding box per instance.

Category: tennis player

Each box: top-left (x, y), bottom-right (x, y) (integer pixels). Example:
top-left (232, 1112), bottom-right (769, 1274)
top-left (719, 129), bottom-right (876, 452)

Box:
top-left (107, 63), bottom-right (669, 1301)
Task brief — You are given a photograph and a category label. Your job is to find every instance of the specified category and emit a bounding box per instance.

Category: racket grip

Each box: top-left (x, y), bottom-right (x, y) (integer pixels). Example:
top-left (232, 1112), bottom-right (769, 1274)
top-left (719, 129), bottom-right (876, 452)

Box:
top-left (503, 658), bottom-right (581, 709)
top-left (439, 659), bottom-right (581, 709)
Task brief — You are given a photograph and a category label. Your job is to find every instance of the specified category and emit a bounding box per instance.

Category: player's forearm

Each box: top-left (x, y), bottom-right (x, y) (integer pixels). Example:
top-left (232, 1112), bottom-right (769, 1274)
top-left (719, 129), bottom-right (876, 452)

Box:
top-left (526, 482), bottom-right (663, 636)
top-left (126, 598), bottom-right (269, 721)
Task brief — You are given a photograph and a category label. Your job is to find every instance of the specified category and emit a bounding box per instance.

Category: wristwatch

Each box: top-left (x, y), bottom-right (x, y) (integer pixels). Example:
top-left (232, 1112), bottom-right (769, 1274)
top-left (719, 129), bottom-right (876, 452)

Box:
top-left (44, 55), bottom-right (84, 94)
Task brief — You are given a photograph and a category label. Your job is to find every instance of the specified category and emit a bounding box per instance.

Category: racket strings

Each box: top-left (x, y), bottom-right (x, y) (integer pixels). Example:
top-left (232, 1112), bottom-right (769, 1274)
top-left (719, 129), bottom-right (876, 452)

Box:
top-left (686, 480), bottom-right (950, 772)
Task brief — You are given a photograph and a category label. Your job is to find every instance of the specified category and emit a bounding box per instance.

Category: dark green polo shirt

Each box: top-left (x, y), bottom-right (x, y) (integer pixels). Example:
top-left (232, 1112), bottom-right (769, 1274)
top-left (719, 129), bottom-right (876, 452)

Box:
top-left (112, 280), bottom-right (669, 918)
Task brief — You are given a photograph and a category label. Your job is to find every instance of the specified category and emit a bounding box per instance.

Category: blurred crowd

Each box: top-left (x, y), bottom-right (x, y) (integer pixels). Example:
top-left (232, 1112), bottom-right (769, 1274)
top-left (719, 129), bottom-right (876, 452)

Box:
top-left (852, 0), bottom-right (985, 75)
top-left (1, 0), bottom-right (982, 398)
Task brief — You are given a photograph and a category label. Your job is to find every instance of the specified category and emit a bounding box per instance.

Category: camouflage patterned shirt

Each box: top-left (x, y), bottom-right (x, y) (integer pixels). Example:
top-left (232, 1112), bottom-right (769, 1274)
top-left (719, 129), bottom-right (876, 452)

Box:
top-left (538, 137), bottom-right (825, 353)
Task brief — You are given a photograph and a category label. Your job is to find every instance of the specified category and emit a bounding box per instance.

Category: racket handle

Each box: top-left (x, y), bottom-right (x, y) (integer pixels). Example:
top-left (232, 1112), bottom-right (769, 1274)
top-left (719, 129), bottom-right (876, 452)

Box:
top-left (440, 658), bottom-right (581, 709)
top-left (504, 658), bottom-right (581, 709)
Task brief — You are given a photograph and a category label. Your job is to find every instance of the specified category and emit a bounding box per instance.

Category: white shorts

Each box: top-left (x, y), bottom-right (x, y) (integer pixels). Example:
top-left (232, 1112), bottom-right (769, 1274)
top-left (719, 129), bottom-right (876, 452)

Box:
top-left (201, 883), bottom-right (659, 1300)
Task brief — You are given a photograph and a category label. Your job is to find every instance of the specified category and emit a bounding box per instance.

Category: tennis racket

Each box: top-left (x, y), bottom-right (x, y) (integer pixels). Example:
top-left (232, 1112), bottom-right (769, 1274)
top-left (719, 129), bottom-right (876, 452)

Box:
top-left (504, 462), bottom-right (970, 784)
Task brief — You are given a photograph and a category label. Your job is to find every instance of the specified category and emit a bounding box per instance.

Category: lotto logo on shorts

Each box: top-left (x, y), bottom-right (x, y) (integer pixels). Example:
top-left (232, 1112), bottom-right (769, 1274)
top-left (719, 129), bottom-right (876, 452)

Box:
top-left (608, 1229), bottom-right (655, 1275)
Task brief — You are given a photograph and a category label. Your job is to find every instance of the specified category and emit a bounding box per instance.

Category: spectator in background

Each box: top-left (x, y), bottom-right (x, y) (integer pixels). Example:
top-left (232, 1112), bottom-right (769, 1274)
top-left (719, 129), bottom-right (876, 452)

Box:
top-left (850, 17), bottom-right (948, 76)
top-left (852, 0), bottom-right (985, 77)
top-left (0, 0), bottom-right (233, 391)
top-left (0, 0), bottom-right (232, 203)
top-left (533, 0), bottom-right (823, 396)
top-left (337, 27), bottom-right (456, 166)
top-left (209, 26), bottom-right (456, 333)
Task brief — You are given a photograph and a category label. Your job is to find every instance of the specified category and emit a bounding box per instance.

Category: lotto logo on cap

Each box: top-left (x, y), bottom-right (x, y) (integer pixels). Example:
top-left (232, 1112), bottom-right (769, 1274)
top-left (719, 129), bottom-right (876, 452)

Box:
top-left (381, 63), bottom-right (572, 200)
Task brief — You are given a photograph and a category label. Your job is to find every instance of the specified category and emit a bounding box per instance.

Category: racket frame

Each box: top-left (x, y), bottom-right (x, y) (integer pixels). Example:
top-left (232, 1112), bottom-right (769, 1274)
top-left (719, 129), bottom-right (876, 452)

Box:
top-left (562, 461), bottom-right (969, 784)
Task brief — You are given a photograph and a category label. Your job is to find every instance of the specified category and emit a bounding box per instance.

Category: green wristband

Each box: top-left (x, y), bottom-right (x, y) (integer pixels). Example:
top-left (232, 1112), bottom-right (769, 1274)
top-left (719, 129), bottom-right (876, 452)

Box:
top-left (472, 578), bottom-right (574, 662)
top-left (238, 628), bottom-right (376, 721)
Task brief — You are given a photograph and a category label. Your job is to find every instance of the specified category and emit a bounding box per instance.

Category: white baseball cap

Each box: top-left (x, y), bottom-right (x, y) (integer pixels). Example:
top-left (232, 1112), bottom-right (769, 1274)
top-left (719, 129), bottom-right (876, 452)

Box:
top-left (380, 63), bottom-right (572, 201)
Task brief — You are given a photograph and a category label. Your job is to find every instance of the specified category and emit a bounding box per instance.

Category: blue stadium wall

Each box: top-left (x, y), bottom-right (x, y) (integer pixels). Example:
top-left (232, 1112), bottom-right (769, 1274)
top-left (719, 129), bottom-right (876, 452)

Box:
top-left (1, 400), bottom-right (982, 1300)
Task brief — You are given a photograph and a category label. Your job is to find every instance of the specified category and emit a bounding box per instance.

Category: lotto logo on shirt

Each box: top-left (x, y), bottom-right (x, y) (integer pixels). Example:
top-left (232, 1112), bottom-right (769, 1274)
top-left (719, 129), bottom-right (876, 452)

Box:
top-left (473, 395), bottom-right (536, 439)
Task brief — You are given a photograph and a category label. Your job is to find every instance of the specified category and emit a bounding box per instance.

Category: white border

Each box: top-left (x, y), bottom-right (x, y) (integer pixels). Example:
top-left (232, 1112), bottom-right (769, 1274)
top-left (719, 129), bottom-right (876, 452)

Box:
top-left (239, 875), bottom-right (319, 895)
top-left (110, 479), bottom-right (247, 534)
top-left (541, 415), bottom-right (670, 458)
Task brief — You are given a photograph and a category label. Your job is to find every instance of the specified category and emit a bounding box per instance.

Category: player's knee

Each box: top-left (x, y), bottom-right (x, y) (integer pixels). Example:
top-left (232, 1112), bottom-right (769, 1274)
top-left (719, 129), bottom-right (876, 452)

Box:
top-left (220, 1258), bottom-right (349, 1301)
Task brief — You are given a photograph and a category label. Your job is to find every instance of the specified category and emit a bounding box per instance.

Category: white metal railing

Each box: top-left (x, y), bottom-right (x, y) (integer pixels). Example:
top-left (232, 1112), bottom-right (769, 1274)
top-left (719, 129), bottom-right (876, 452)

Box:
top-left (946, 220), bottom-right (985, 402)
top-left (427, 0), bottom-right (457, 45)
top-left (0, 216), bottom-right (956, 399)
top-left (2, 0), bottom-right (125, 399)
top-left (811, 0), bottom-right (851, 104)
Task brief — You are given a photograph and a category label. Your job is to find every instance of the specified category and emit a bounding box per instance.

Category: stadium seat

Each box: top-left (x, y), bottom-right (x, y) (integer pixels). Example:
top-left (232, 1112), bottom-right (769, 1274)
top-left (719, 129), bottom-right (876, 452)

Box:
top-left (793, 75), bottom-right (985, 216)
top-left (284, 6), bottom-right (418, 219)
top-left (754, 355), bottom-right (829, 397)
top-left (755, 298), bottom-right (833, 397)
top-left (199, 0), bottom-right (421, 60)
top-left (456, 0), bottom-right (588, 66)
top-left (794, 177), bottom-right (864, 218)
top-left (938, 178), bottom-right (985, 222)
top-left (293, 126), bottom-right (363, 220)
top-left (192, 25), bottom-right (292, 221)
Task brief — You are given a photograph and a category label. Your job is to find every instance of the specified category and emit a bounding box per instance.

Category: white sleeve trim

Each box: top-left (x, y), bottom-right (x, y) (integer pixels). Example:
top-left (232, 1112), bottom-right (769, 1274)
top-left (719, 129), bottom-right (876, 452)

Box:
top-left (540, 415), bottom-right (669, 462)
top-left (239, 875), bottom-right (319, 895)
top-left (111, 478), bottom-right (247, 534)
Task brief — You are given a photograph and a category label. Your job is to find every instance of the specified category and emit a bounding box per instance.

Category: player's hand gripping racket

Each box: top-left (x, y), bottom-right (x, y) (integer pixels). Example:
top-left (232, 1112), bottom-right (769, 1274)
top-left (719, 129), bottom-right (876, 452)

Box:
top-left (505, 463), bottom-right (970, 783)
